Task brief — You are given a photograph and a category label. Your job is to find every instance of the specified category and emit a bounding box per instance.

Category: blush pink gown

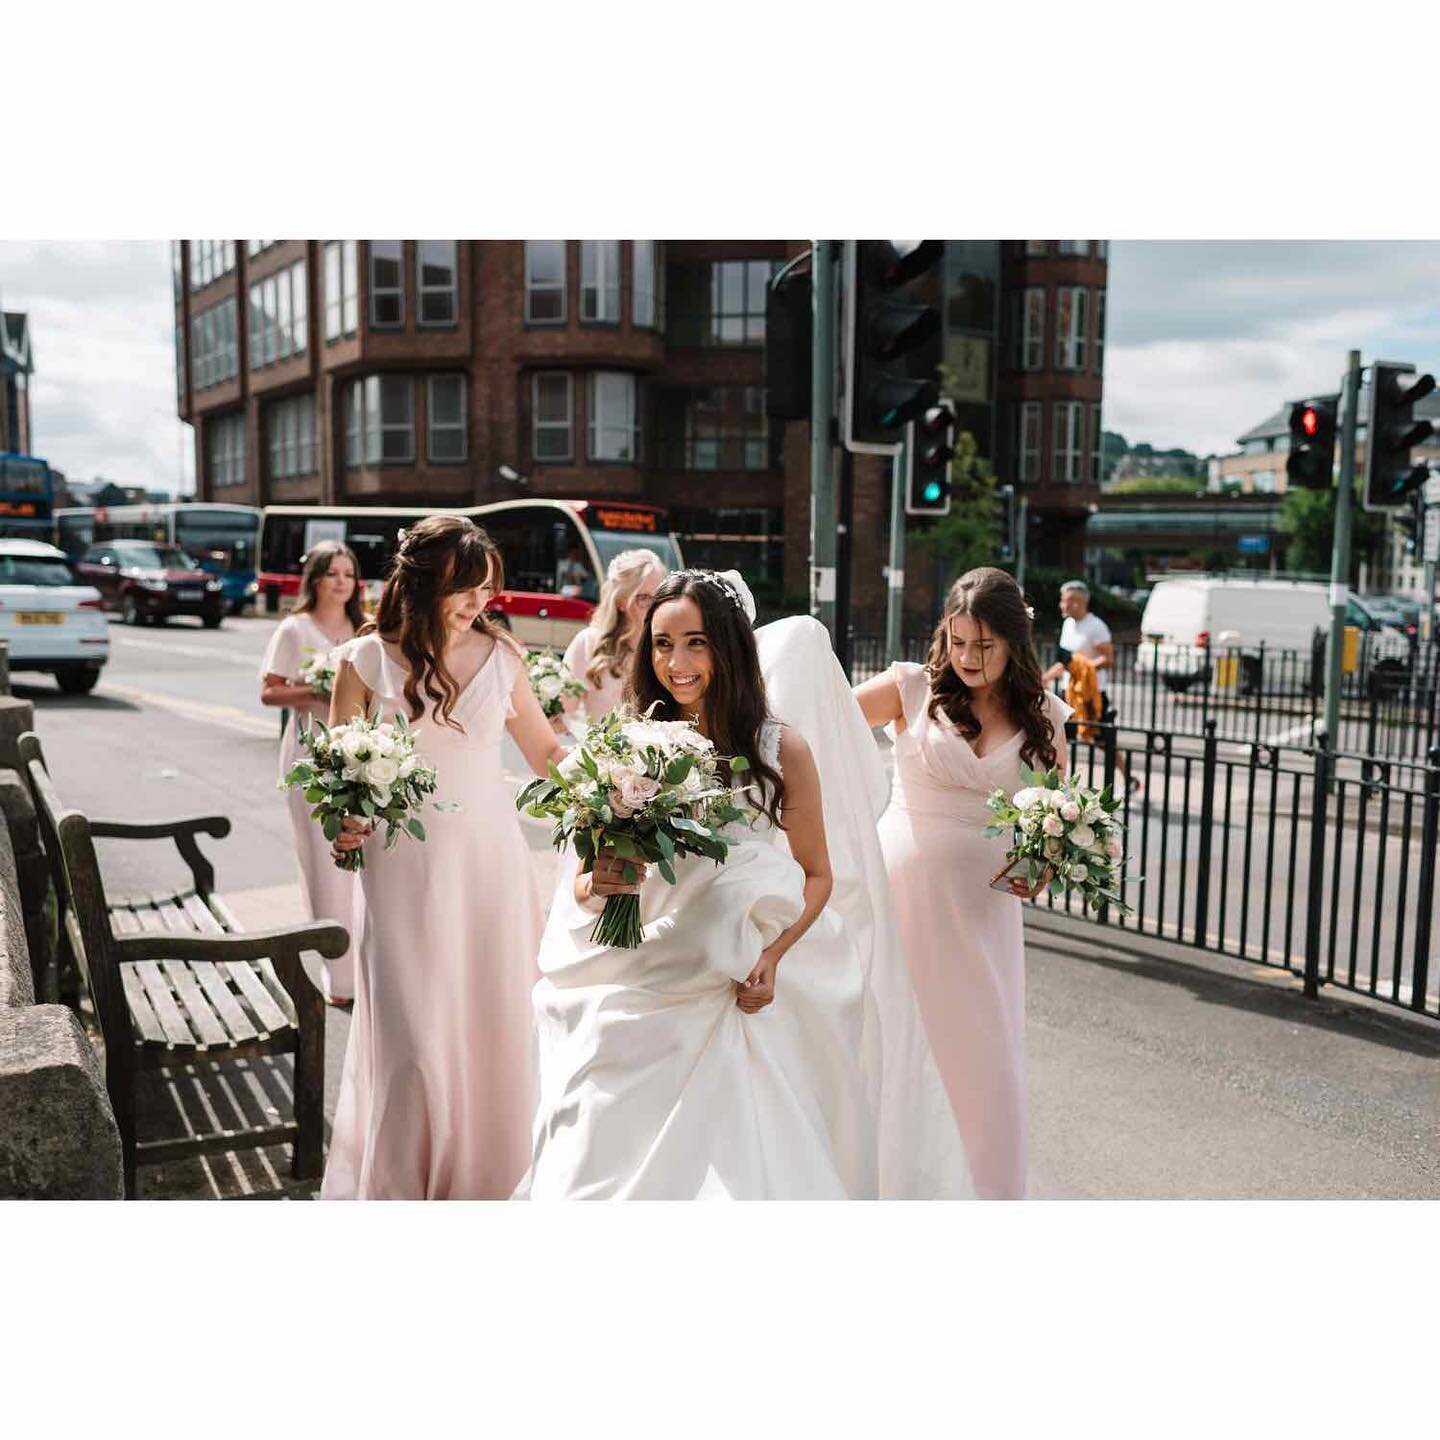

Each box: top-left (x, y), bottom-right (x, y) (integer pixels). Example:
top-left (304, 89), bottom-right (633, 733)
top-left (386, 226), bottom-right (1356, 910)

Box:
top-left (561, 625), bottom-right (627, 720)
top-left (320, 633), bottom-right (544, 1200)
top-left (259, 612), bottom-right (363, 1002)
top-left (877, 662), bottom-right (1071, 1200)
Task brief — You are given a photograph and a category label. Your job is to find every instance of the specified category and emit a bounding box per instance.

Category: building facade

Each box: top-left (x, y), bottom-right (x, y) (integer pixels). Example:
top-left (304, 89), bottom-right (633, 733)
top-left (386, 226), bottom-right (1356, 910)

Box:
top-left (1, 311), bottom-right (34, 454)
top-left (174, 239), bottom-right (1107, 630)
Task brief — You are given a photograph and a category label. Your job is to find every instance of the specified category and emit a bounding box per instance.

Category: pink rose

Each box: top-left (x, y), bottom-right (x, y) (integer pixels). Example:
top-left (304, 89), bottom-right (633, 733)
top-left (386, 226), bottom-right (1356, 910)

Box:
top-left (1060, 801), bottom-right (1081, 822)
top-left (1106, 835), bottom-right (1123, 859)
top-left (608, 766), bottom-right (660, 818)
top-left (1041, 813), bottom-right (1065, 838)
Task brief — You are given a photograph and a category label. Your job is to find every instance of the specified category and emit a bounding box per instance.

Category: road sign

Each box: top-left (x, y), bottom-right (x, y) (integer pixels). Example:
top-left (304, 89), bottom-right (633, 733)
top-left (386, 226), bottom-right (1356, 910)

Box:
top-left (1237, 534), bottom-right (1271, 554)
top-left (1425, 505), bottom-right (1439, 564)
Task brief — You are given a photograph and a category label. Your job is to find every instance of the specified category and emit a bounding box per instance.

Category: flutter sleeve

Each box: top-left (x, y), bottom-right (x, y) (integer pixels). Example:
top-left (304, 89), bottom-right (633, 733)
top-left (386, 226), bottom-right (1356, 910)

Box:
top-left (888, 660), bottom-right (933, 732)
top-left (258, 616), bottom-right (302, 681)
top-left (332, 633), bottom-right (386, 693)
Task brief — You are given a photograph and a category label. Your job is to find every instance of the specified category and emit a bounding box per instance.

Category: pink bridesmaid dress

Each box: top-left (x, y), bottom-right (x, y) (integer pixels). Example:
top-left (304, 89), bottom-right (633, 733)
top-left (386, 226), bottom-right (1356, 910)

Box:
top-left (561, 625), bottom-right (626, 720)
top-left (320, 632), bottom-right (544, 1200)
top-left (877, 662), bottom-right (1071, 1200)
top-left (259, 613), bottom-right (363, 1002)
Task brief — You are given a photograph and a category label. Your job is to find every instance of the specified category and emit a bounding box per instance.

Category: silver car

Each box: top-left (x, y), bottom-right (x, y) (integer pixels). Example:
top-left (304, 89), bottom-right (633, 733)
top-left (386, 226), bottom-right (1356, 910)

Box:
top-left (0, 538), bottom-right (110, 694)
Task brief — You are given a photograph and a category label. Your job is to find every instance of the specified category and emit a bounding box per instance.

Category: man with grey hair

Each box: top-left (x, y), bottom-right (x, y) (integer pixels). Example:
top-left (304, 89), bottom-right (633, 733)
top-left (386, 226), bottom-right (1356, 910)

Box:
top-left (1041, 580), bottom-right (1114, 688)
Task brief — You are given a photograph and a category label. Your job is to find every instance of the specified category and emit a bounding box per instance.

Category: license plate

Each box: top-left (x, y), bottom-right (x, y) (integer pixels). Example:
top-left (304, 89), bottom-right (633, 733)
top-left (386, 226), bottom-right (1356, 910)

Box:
top-left (176, 589), bottom-right (203, 602)
top-left (15, 612), bottom-right (64, 625)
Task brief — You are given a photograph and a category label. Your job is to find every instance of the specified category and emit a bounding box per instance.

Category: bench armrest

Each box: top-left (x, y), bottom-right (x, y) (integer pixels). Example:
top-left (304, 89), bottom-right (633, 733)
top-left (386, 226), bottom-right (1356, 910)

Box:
top-left (90, 815), bottom-right (231, 896)
top-left (114, 922), bottom-right (349, 967)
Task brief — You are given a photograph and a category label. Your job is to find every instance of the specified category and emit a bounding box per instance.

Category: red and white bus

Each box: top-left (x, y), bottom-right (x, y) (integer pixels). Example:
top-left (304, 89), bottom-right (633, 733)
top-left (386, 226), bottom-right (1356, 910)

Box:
top-left (257, 499), bottom-right (684, 647)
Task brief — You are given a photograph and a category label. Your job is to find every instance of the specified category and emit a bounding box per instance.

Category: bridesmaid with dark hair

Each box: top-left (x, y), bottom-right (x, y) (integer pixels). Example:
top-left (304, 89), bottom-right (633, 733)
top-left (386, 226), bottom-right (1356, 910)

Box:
top-left (854, 567), bottom-right (1071, 1199)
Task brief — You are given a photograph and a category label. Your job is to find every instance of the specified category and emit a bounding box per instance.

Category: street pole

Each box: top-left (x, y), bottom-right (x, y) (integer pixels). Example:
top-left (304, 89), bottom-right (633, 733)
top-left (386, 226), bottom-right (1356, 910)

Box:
top-left (809, 241), bottom-right (837, 639)
top-left (1016, 495), bottom-right (1029, 595)
top-left (885, 438), bottom-right (906, 662)
top-left (1324, 349), bottom-right (1362, 749)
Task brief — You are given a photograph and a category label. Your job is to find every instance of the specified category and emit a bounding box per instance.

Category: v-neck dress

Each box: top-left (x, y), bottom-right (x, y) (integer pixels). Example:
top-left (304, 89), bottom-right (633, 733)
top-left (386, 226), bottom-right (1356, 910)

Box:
top-left (320, 633), bottom-right (544, 1200)
top-left (259, 611), bottom-right (363, 1001)
top-left (877, 662), bottom-right (1071, 1200)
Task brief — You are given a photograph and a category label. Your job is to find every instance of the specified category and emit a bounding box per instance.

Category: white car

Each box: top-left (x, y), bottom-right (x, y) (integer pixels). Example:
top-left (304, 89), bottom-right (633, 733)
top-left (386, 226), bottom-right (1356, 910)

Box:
top-left (0, 538), bottom-right (109, 694)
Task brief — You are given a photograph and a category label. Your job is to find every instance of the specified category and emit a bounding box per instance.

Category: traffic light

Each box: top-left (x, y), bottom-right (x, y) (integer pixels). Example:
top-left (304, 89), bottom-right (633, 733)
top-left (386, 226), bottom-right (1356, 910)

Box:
top-left (1363, 361), bottom-right (1436, 510)
top-left (764, 269), bottom-right (812, 421)
top-left (843, 240), bottom-right (945, 453)
top-left (1285, 398), bottom-right (1337, 489)
top-left (998, 483), bottom-right (1018, 561)
top-left (1395, 489), bottom-right (1425, 557)
top-left (905, 398), bottom-right (955, 516)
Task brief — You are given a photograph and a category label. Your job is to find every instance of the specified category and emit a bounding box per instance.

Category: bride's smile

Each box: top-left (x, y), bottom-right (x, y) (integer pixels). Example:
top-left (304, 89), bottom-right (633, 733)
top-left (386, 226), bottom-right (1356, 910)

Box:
top-left (649, 596), bottom-right (714, 718)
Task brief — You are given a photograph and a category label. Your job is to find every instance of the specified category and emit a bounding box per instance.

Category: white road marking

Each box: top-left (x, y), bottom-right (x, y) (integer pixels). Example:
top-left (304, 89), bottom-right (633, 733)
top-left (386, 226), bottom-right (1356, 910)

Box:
top-left (98, 680), bottom-right (277, 739)
top-left (107, 631), bottom-right (262, 667)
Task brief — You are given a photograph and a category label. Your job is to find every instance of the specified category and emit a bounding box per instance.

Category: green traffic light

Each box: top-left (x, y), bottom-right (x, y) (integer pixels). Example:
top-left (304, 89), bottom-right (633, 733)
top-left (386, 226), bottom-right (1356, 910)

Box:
top-left (923, 480), bottom-right (943, 503)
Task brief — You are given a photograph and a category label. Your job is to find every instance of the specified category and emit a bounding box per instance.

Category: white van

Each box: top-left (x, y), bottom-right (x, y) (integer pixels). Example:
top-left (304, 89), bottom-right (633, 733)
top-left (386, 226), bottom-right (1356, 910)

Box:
top-left (1134, 578), bottom-right (1410, 694)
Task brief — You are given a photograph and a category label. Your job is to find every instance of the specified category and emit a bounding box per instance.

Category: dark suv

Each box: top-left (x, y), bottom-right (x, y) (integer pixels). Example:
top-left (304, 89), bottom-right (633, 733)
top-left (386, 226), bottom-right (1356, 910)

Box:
top-left (75, 541), bottom-right (228, 628)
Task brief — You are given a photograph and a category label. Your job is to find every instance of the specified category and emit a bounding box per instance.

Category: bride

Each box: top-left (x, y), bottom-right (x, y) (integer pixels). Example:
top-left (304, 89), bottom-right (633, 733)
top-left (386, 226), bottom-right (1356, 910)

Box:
top-left (520, 569), bottom-right (972, 1200)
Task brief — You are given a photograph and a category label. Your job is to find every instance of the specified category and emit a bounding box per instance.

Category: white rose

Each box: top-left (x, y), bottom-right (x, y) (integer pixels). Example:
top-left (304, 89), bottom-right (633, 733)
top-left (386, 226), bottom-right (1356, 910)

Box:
top-left (398, 753), bottom-right (421, 779)
top-left (1083, 804), bottom-right (1104, 826)
top-left (1107, 835), bottom-right (1124, 859)
top-left (1070, 863), bottom-right (1088, 882)
top-left (1069, 823), bottom-right (1095, 850)
top-left (1042, 813), bottom-right (1064, 837)
top-left (557, 750), bottom-right (585, 780)
top-left (1044, 790), bottom-right (1066, 809)
top-left (1060, 801), bottom-right (1081, 822)
top-left (538, 674), bottom-right (564, 702)
top-left (363, 755), bottom-right (401, 791)
top-left (681, 767), bottom-right (706, 796)
top-left (1013, 787), bottom-right (1042, 811)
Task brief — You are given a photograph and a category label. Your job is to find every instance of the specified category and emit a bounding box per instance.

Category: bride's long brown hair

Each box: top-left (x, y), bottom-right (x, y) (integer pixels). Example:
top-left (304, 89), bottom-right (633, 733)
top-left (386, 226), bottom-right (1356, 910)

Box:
top-left (365, 513), bottom-right (519, 731)
top-left (925, 566), bottom-right (1058, 772)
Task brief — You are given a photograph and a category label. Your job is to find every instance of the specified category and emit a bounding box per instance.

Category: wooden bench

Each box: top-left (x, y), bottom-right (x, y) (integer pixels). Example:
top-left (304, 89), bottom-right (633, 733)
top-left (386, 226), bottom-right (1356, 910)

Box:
top-left (18, 730), bottom-right (347, 1198)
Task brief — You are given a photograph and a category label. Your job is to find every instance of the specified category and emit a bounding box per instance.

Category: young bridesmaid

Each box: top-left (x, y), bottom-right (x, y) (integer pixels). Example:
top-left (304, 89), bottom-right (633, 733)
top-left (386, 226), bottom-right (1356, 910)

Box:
top-left (560, 547), bottom-right (667, 722)
top-left (854, 567), bottom-right (1070, 1199)
top-left (258, 541), bottom-right (365, 1004)
top-left (323, 515), bottom-right (564, 1200)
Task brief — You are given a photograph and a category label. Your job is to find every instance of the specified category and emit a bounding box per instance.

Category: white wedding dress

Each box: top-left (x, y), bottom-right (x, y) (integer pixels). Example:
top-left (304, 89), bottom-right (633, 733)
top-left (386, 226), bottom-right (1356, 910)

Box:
top-left (520, 609), bottom-right (973, 1201)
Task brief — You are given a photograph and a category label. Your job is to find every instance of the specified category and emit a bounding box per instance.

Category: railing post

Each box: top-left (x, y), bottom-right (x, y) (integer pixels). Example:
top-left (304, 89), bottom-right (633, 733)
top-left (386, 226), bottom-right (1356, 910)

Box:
top-left (1148, 639), bottom-right (1160, 734)
top-left (1253, 639), bottom-right (1266, 748)
top-left (1410, 744), bottom-right (1440, 1013)
top-left (1303, 746), bottom-right (1332, 1000)
top-left (1193, 720), bottom-right (1218, 947)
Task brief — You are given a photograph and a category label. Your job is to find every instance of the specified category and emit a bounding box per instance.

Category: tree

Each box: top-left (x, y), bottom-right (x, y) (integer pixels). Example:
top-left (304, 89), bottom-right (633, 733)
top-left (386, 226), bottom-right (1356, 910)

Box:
top-left (1279, 481), bottom-right (1386, 581)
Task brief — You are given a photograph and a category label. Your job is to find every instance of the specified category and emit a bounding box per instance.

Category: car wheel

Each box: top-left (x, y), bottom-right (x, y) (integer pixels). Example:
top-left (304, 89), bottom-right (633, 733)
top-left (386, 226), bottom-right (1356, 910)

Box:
top-left (202, 614), bottom-right (223, 630)
top-left (121, 595), bottom-right (144, 626)
top-left (55, 667), bottom-right (100, 696)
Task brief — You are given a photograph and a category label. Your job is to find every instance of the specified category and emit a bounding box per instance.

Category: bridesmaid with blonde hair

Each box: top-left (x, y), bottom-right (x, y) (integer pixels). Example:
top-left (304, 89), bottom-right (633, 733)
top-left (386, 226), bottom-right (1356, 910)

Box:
top-left (561, 547), bottom-right (667, 720)
top-left (259, 540), bottom-right (365, 1004)
top-left (854, 567), bottom-right (1071, 1199)
top-left (324, 514), bottom-right (564, 1200)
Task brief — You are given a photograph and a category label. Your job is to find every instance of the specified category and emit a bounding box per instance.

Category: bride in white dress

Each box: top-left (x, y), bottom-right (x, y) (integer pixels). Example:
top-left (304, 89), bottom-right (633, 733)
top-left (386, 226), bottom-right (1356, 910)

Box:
top-left (521, 570), bottom-right (973, 1200)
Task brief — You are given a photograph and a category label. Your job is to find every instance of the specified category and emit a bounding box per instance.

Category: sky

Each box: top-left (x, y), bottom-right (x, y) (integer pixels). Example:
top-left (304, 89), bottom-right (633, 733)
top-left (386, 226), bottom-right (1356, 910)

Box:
top-left (3, 239), bottom-right (1440, 492)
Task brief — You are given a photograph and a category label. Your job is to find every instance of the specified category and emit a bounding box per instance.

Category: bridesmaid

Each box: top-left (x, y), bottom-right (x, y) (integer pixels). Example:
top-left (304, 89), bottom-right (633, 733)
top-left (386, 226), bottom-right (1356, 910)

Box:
top-left (322, 515), bottom-right (563, 1200)
top-left (258, 540), bottom-right (365, 1004)
top-left (561, 547), bottom-right (667, 721)
top-left (854, 567), bottom-right (1070, 1199)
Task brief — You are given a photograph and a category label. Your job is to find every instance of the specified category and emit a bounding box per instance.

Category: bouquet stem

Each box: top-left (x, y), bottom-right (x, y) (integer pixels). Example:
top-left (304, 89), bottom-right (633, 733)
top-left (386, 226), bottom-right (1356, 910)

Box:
top-left (336, 847), bottom-right (366, 873)
top-left (590, 893), bottom-right (644, 950)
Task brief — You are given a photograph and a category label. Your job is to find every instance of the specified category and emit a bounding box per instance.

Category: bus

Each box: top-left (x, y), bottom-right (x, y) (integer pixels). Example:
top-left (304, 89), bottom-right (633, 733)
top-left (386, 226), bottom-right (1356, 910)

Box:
top-left (258, 499), bottom-right (685, 647)
top-left (0, 453), bottom-right (57, 540)
top-left (86, 503), bottom-right (262, 613)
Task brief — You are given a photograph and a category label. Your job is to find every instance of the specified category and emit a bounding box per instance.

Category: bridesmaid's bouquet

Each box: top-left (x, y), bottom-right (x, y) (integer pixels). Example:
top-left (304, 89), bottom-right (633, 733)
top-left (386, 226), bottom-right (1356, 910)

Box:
top-left (298, 646), bottom-right (341, 698)
top-left (282, 713), bottom-right (454, 872)
top-left (517, 707), bottom-right (753, 948)
top-left (524, 647), bottom-right (586, 718)
top-left (985, 765), bottom-right (1132, 915)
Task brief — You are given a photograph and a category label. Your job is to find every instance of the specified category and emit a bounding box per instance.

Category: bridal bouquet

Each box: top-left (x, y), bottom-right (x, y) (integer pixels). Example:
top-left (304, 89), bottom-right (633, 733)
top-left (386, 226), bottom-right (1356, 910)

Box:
top-left (298, 646), bottom-right (341, 698)
top-left (517, 707), bottom-right (753, 948)
top-left (524, 647), bottom-right (586, 718)
top-left (985, 765), bottom-right (1132, 915)
top-left (282, 713), bottom-right (454, 872)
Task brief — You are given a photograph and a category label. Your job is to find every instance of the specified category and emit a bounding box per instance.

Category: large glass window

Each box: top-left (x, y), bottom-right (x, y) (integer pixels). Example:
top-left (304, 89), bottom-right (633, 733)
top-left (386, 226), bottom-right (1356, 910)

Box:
top-left (207, 413), bottom-right (246, 488)
top-left (1089, 402), bottom-right (1103, 484)
top-left (581, 240), bottom-right (621, 323)
top-left (1094, 289), bottom-right (1106, 374)
top-left (532, 373), bottom-right (573, 462)
top-left (1022, 287), bottom-right (1045, 370)
top-left (1059, 240), bottom-right (1089, 256)
top-left (325, 240), bottom-right (359, 341)
top-left (666, 259), bottom-right (776, 346)
top-left (190, 298), bottom-right (238, 390)
top-left (1055, 286), bottom-right (1088, 370)
top-left (427, 375), bottom-right (467, 462)
top-left (247, 240), bottom-right (278, 257)
top-left (171, 241), bottom-right (183, 303)
top-left (587, 372), bottom-right (639, 462)
top-left (1096, 240), bottom-right (1109, 261)
top-left (1025, 240), bottom-right (1049, 257)
top-left (633, 240), bottom-right (661, 328)
top-left (262, 276), bottom-right (279, 365)
top-left (370, 240), bottom-right (404, 327)
top-left (344, 376), bottom-right (415, 468)
top-left (655, 385), bottom-right (774, 471)
top-left (418, 240), bottom-right (458, 326)
top-left (525, 240), bottom-right (567, 324)
top-left (1018, 402), bottom-right (1041, 484)
top-left (1053, 401), bottom-right (1084, 483)
top-left (267, 393), bottom-right (318, 480)
top-left (174, 325), bottom-right (185, 405)
top-left (189, 240), bottom-right (236, 290)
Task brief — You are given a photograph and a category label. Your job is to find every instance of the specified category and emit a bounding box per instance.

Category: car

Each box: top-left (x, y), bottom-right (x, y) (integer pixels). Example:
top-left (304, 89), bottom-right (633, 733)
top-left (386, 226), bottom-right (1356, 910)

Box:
top-left (0, 538), bottom-right (109, 694)
top-left (73, 539), bottom-right (228, 628)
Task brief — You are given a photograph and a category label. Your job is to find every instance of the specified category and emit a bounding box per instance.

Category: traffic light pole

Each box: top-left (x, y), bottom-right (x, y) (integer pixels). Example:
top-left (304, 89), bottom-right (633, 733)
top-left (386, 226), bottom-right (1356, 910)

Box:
top-left (809, 241), bottom-right (838, 641)
top-left (1324, 349), bottom-right (1362, 749)
top-left (886, 437), bottom-right (907, 662)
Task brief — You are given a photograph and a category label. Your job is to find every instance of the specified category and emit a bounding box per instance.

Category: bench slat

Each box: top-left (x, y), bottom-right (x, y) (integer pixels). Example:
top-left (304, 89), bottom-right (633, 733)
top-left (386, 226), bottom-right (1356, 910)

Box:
top-left (120, 966), bottom-right (168, 1046)
top-left (253, 957), bottom-right (300, 1025)
top-left (179, 891), bottom-right (227, 936)
top-left (187, 961), bottom-right (260, 1046)
top-left (109, 906), bottom-right (142, 937)
top-left (159, 960), bottom-right (229, 1049)
top-left (132, 959), bottom-right (197, 1048)
top-left (228, 960), bottom-right (292, 1038)
top-left (155, 895), bottom-right (202, 936)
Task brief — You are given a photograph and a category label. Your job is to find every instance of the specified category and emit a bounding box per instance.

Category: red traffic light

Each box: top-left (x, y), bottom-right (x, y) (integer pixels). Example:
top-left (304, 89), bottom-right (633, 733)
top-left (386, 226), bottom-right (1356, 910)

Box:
top-left (1301, 406), bottom-right (1320, 437)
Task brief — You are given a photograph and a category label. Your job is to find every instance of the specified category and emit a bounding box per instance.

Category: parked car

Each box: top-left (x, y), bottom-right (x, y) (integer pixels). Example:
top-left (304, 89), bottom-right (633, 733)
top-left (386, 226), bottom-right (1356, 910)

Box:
top-left (74, 539), bottom-right (227, 628)
top-left (1133, 577), bottom-right (1411, 696)
top-left (0, 539), bottom-right (109, 694)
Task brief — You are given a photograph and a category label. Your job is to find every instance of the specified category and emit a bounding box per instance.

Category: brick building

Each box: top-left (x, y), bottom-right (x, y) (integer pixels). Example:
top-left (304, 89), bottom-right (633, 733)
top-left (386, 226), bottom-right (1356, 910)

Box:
top-left (1, 310), bottom-right (34, 454)
top-left (174, 239), bottom-right (1106, 631)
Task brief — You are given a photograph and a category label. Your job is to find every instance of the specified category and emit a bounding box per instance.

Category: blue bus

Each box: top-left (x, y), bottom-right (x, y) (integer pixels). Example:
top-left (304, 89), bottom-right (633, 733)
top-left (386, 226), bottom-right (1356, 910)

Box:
top-left (0, 452), bottom-right (56, 540)
top-left (89, 503), bottom-right (262, 613)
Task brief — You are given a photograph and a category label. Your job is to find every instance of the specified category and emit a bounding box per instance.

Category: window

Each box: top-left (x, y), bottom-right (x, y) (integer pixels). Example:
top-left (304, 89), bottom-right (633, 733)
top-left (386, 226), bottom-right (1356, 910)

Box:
top-left (247, 240), bottom-right (279, 258)
top-left (344, 376), bottom-right (415, 468)
top-left (525, 241), bottom-right (567, 323)
top-left (1056, 286), bottom-right (1088, 369)
top-left (633, 241), bottom-right (661, 328)
top-left (369, 240), bottom-right (404, 327)
top-left (275, 271), bottom-right (292, 360)
top-left (1059, 241), bottom-right (1089, 256)
top-left (174, 325), bottom-right (185, 405)
top-left (1053, 401), bottom-right (1084, 483)
top-left (1018, 402), bottom-right (1042, 484)
top-left (581, 240), bottom-right (621, 323)
top-left (587, 372), bottom-right (639, 462)
top-left (666, 259), bottom-right (777, 346)
top-left (190, 298), bottom-right (238, 390)
top-left (325, 240), bottom-right (359, 341)
top-left (189, 240), bottom-right (236, 290)
top-left (427, 375), bottom-right (467, 462)
top-left (1025, 240), bottom-right (1049, 257)
top-left (1090, 403), bottom-right (1103, 483)
top-left (417, 240), bottom-right (458, 326)
top-left (171, 242), bottom-right (183, 303)
top-left (1252, 470), bottom-right (1277, 494)
top-left (655, 385), bottom-right (774, 471)
top-left (1096, 241), bottom-right (1109, 261)
top-left (1094, 289), bottom-right (1106, 373)
top-left (1022, 287), bottom-right (1044, 370)
top-left (532, 373), bottom-right (573, 462)
top-left (262, 276), bottom-right (279, 365)
top-left (207, 413), bottom-right (246, 488)
top-left (267, 393), bottom-right (318, 480)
